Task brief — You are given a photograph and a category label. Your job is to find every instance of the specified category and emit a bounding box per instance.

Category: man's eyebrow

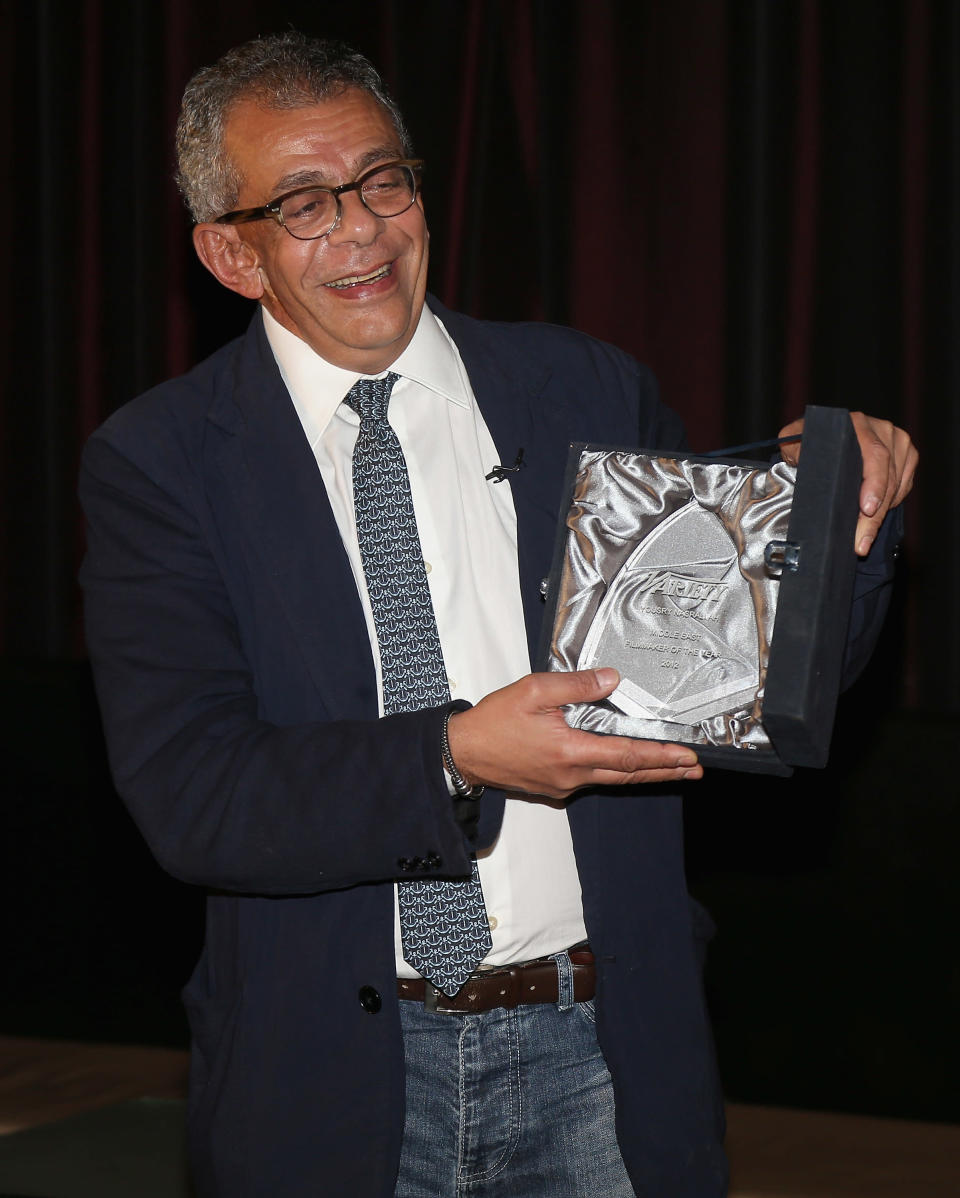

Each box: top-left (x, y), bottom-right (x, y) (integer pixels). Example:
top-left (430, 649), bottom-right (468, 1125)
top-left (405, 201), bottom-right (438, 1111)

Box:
top-left (270, 168), bottom-right (328, 195)
top-left (353, 145), bottom-right (405, 174)
top-left (270, 147), bottom-right (405, 197)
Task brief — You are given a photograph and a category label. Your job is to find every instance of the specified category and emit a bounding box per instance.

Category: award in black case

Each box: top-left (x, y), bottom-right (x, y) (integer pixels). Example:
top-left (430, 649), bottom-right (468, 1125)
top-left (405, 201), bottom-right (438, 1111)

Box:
top-left (538, 406), bottom-right (862, 774)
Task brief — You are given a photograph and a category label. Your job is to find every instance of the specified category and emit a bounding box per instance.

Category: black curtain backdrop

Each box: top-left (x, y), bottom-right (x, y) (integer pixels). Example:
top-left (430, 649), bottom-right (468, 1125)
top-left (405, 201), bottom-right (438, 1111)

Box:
top-left (3, 0), bottom-right (960, 1119)
top-left (3, 0), bottom-right (956, 713)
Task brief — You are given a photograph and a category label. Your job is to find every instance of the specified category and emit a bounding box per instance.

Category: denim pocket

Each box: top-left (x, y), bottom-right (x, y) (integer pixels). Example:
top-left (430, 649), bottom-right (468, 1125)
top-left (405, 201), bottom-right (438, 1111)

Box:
top-left (574, 998), bottom-right (597, 1024)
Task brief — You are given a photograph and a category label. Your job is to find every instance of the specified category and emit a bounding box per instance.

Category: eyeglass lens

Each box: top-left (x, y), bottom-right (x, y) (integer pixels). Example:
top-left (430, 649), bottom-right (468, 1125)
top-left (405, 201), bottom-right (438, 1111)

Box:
top-left (280, 164), bottom-right (417, 239)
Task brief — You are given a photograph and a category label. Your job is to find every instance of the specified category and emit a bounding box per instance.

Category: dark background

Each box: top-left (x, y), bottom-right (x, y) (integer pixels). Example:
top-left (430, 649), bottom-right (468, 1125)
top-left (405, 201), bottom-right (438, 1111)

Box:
top-left (3, 0), bottom-right (957, 1123)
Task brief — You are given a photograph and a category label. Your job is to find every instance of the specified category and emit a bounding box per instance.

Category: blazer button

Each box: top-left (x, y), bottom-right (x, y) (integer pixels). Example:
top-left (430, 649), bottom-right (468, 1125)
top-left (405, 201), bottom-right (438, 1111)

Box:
top-left (397, 857), bottom-right (414, 872)
top-left (358, 986), bottom-right (382, 1013)
top-left (425, 852), bottom-right (442, 868)
top-left (410, 856), bottom-right (426, 872)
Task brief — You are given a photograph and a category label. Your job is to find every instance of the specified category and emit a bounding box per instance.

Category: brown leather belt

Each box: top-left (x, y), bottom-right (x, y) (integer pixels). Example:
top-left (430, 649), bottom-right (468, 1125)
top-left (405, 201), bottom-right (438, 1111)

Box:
top-left (397, 947), bottom-right (595, 1014)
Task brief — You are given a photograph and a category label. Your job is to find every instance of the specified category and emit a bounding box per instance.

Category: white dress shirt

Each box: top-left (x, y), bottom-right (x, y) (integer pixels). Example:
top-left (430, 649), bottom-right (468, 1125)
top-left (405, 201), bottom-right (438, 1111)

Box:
top-left (262, 304), bottom-right (587, 975)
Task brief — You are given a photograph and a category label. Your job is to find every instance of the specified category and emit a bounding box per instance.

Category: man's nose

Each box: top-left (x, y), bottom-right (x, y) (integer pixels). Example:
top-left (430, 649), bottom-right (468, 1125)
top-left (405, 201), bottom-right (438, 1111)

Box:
top-left (326, 189), bottom-right (382, 245)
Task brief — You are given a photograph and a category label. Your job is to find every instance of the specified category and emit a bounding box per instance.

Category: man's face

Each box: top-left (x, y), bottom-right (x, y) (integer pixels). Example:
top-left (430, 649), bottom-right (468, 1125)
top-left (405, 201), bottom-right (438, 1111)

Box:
top-left (218, 90), bottom-right (429, 373)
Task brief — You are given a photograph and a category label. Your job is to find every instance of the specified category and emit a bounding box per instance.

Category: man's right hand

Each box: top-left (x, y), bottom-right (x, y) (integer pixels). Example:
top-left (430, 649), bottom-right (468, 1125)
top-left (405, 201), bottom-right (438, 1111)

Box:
top-left (446, 668), bottom-right (703, 800)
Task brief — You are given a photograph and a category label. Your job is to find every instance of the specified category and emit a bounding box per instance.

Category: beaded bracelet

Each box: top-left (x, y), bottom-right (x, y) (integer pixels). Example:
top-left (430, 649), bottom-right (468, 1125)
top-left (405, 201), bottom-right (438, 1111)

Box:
top-left (441, 705), bottom-right (485, 799)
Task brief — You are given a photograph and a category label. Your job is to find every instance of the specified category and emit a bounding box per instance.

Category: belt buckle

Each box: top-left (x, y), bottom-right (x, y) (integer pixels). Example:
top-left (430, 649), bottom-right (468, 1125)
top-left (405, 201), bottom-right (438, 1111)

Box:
top-left (423, 982), bottom-right (462, 1014)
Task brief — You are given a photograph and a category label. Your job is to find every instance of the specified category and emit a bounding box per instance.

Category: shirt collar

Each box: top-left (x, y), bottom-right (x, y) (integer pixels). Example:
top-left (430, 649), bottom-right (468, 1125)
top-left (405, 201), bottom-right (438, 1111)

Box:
top-left (261, 303), bottom-right (470, 449)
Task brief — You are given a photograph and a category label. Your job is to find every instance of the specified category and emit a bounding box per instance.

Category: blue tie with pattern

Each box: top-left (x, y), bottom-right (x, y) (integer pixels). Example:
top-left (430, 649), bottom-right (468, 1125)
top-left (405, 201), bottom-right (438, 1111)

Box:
top-left (345, 373), bottom-right (492, 997)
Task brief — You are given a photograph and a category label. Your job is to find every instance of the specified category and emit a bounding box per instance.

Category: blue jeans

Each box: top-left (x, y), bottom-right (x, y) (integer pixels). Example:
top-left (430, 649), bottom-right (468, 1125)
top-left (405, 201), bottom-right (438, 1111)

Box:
top-left (395, 950), bottom-right (636, 1197)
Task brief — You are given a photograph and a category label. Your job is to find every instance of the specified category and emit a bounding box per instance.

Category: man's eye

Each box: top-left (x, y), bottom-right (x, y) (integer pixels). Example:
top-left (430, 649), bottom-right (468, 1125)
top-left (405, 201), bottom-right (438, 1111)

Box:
top-left (284, 193), bottom-right (330, 222)
top-left (364, 169), bottom-right (406, 195)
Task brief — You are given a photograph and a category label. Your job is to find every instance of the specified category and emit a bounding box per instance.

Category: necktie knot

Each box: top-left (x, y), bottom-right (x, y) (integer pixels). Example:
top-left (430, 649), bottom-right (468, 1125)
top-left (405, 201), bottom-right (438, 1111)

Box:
top-left (344, 372), bottom-right (400, 422)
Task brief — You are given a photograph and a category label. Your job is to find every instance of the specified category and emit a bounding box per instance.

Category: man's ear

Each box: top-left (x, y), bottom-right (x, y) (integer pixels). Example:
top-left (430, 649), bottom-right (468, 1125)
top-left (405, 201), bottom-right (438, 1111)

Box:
top-left (192, 224), bottom-right (265, 300)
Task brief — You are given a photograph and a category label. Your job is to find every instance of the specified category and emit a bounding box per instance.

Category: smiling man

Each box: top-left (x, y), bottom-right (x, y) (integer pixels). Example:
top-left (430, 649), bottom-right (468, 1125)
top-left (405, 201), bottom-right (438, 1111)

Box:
top-left (79, 32), bottom-right (916, 1198)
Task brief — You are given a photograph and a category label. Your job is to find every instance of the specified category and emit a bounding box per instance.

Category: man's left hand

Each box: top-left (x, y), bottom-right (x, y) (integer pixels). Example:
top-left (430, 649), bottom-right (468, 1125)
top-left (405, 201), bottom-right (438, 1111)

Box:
top-left (779, 411), bottom-right (918, 556)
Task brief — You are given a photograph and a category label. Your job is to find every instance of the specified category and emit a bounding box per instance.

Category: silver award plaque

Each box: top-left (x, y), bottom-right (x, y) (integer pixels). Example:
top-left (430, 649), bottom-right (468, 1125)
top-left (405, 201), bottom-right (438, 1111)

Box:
top-left (548, 451), bottom-right (796, 751)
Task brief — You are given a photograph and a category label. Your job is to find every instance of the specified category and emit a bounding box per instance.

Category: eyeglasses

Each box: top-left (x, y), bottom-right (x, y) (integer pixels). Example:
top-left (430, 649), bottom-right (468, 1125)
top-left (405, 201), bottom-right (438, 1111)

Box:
top-left (214, 159), bottom-right (424, 240)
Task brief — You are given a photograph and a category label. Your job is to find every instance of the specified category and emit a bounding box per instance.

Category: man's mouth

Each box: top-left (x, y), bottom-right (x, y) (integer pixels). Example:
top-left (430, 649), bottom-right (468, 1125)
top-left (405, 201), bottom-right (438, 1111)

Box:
top-left (325, 263), bottom-right (393, 290)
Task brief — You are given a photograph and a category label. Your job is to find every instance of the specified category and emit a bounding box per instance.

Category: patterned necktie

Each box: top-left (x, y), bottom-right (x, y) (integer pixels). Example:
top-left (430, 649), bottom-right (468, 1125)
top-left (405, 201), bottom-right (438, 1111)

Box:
top-left (345, 373), bottom-right (492, 996)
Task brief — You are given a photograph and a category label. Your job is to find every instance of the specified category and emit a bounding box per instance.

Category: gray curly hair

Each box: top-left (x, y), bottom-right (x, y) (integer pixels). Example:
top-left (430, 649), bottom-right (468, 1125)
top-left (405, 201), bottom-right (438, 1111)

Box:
top-left (175, 32), bottom-right (412, 223)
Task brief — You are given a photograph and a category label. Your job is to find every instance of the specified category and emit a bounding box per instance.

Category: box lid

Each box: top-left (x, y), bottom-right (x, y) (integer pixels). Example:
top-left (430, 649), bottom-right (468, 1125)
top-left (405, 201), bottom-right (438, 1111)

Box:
top-left (761, 405), bottom-right (862, 767)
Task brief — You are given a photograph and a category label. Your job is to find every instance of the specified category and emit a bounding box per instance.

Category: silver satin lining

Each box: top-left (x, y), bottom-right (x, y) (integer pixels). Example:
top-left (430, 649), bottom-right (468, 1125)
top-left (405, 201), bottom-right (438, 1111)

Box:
top-left (548, 451), bottom-right (796, 750)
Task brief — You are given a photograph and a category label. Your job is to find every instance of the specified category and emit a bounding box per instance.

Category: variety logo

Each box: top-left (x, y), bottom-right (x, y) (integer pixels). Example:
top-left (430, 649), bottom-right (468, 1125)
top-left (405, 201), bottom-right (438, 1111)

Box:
top-left (632, 570), bottom-right (726, 603)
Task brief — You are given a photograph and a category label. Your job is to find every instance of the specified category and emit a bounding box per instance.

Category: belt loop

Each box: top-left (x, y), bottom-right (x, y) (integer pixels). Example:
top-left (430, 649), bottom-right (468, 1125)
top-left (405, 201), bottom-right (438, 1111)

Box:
top-left (553, 949), bottom-right (575, 1011)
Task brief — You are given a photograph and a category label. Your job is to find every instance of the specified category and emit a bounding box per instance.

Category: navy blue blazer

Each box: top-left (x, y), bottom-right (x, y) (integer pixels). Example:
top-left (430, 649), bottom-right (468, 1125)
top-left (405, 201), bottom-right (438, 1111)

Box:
top-left (80, 299), bottom-right (896, 1197)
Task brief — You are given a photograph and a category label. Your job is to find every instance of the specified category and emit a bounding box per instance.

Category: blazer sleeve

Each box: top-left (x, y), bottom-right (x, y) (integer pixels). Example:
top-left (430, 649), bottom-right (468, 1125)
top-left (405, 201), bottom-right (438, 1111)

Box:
top-left (80, 426), bottom-right (476, 898)
top-left (842, 505), bottom-right (902, 687)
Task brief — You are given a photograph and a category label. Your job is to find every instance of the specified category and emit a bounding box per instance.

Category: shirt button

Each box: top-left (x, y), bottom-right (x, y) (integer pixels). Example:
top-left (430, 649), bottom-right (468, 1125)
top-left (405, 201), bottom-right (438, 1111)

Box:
top-left (424, 560), bottom-right (432, 574)
top-left (488, 916), bottom-right (499, 931)
top-left (448, 676), bottom-right (457, 692)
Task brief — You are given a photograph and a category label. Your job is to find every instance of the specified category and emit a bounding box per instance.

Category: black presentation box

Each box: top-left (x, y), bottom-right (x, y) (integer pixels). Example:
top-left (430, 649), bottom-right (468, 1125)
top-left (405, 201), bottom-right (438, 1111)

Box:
top-left (538, 406), bottom-right (862, 774)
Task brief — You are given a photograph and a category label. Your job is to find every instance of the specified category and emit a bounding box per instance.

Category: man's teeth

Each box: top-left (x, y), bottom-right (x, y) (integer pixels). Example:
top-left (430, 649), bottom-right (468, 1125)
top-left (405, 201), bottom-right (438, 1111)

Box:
top-left (326, 265), bottom-right (391, 289)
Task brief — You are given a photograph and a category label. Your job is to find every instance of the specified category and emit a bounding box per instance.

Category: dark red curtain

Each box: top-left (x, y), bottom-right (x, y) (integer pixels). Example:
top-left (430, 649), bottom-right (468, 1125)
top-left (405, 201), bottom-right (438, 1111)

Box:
top-left (3, 0), bottom-right (959, 1122)
top-left (2, 0), bottom-right (956, 713)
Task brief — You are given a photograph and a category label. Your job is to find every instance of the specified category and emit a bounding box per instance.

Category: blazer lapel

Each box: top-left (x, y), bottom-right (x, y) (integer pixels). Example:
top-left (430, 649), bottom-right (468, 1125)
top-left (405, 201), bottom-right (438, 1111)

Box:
top-left (206, 317), bottom-right (378, 720)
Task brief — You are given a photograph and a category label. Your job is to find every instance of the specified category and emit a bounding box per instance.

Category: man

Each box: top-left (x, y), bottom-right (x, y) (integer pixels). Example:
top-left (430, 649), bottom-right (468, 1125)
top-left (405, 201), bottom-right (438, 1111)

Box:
top-left (80, 32), bottom-right (916, 1198)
